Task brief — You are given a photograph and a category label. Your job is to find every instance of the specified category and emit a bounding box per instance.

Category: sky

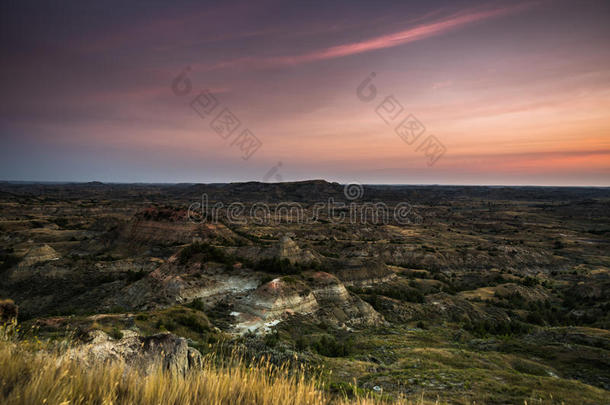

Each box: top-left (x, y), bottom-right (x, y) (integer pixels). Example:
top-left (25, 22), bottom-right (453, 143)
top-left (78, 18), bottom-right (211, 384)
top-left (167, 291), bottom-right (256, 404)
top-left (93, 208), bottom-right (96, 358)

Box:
top-left (1, 0), bottom-right (609, 185)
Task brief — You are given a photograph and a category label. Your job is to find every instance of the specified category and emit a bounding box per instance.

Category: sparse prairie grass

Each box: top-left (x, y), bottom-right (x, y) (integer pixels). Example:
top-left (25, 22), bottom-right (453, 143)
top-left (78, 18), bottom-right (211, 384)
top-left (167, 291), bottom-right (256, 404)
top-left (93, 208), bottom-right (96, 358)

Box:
top-left (0, 322), bottom-right (426, 405)
top-left (2, 321), bottom-right (605, 405)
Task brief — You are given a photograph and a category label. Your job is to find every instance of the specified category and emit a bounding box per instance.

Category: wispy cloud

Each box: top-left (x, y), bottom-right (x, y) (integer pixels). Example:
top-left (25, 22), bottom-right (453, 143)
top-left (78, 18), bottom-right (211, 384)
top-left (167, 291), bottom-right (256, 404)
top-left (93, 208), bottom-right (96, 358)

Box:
top-left (198, 2), bottom-right (539, 71)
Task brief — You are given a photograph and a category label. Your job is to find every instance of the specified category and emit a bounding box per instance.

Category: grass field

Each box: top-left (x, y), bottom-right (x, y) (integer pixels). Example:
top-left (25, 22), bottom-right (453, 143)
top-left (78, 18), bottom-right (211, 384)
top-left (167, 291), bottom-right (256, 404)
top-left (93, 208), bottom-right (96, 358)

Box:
top-left (0, 322), bottom-right (430, 405)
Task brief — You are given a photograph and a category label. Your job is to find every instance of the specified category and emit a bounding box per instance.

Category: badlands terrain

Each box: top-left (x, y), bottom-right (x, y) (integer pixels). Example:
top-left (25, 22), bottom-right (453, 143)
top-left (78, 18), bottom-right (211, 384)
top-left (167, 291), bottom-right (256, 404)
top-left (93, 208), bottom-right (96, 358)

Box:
top-left (1, 180), bottom-right (609, 404)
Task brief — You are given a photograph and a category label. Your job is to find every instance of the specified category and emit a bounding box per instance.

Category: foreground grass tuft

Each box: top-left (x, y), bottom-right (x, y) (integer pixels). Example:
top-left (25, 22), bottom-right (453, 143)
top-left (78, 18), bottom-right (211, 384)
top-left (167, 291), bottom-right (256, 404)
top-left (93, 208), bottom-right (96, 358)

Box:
top-left (0, 322), bottom-right (424, 405)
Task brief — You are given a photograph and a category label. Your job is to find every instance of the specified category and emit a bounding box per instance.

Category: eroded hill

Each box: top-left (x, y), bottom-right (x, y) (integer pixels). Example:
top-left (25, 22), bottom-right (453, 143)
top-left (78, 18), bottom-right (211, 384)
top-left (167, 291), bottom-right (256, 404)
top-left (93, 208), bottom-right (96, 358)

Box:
top-left (1, 181), bottom-right (609, 404)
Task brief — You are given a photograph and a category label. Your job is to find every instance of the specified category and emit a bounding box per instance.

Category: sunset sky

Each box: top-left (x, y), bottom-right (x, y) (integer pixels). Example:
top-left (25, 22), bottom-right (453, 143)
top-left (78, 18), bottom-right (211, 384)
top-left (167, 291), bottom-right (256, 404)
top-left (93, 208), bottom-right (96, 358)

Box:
top-left (1, 0), bottom-right (609, 185)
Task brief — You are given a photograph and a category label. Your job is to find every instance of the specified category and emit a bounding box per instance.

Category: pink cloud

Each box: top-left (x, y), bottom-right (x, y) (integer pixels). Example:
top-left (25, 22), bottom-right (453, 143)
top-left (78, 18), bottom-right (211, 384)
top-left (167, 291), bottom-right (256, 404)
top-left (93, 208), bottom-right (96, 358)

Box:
top-left (196, 2), bottom-right (539, 71)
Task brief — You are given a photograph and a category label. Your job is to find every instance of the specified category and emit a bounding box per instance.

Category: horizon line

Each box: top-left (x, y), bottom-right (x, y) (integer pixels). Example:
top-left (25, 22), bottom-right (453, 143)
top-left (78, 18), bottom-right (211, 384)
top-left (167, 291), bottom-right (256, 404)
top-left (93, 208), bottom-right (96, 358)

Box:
top-left (1, 179), bottom-right (609, 188)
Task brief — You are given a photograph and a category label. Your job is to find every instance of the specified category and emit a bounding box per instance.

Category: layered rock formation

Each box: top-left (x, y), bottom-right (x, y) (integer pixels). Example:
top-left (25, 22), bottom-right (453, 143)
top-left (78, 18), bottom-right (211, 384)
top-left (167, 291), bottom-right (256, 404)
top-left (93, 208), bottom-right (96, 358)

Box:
top-left (18, 244), bottom-right (60, 267)
top-left (333, 258), bottom-right (396, 287)
top-left (308, 271), bottom-right (384, 327)
top-left (104, 260), bottom-right (259, 311)
top-left (273, 235), bottom-right (317, 263)
top-left (234, 235), bottom-right (320, 265)
top-left (235, 277), bottom-right (318, 320)
top-left (233, 272), bottom-right (384, 333)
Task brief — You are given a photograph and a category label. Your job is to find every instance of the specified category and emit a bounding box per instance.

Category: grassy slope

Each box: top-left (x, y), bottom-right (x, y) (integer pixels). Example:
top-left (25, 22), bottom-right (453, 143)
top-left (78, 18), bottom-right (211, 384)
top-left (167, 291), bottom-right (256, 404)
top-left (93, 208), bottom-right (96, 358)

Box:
top-left (0, 322), bottom-right (429, 405)
top-left (315, 324), bottom-right (609, 405)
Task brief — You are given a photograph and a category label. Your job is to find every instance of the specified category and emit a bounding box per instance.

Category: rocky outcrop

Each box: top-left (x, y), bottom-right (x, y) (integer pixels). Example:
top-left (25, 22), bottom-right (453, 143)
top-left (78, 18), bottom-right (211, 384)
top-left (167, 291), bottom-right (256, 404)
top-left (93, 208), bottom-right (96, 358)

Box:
top-left (308, 271), bottom-right (384, 327)
top-left (234, 235), bottom-right (319, 265)
top-left (233, 272), bottom-right (384, 333)
top-left (122, 219), bottom-right (197, 248)
top-left (118, 211), bottom-right (238, 252)
top-left (69, 330), bottom-right (202, 375)
top-left (103, 260), bottom-right (259, 311)
top-left (333, 259), bottom-right (396, 287)
top-left (235, 278), bottom-right (318, 320)
top-left (460, 283), bottom-right (551, 305)
top-left (274, 235), bottom-right (316, 263)
top-left (18, 244), bottom-right (60, 267)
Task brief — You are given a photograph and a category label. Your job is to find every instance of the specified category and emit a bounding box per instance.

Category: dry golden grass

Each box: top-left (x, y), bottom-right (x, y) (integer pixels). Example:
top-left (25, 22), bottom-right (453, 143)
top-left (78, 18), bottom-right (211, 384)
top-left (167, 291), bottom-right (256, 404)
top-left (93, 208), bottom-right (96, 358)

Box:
top-left (0, 321), bottom-right (429, 405)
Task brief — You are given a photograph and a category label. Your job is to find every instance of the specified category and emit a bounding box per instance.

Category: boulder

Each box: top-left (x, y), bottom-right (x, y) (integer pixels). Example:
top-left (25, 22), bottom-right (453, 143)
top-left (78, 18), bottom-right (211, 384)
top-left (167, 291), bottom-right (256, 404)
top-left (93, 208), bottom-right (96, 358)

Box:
top-left (69, 330), bottom-right (203, 375)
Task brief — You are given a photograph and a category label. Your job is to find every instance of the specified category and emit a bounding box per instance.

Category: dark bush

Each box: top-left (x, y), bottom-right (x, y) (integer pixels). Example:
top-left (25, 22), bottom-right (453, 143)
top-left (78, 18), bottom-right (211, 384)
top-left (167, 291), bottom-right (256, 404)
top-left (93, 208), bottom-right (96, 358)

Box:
top-left (176, 314), bottom-right (209, 333)
top-left (520, 276), bottom-right (539, 287)
top-left (110, 327), bottom-right (123, 340)
top-left (253, 257), bottom-right (300, 275)
top-left (179, 243), bottom-right (234, 265)
top-left (0, 253), bottom-right (19, 273)
top-left (264, 330), bottom-right (280, 348)
top-left (125, 270), bottom-right (147, 282)
top-left (187, 298), bottom-right (205, 312)
top-left (464, 319), bottom-right (531, 337)
top-left (310, 335), bottom-right (352, 357)
top-left (295, 336), bottom-right (307, 351)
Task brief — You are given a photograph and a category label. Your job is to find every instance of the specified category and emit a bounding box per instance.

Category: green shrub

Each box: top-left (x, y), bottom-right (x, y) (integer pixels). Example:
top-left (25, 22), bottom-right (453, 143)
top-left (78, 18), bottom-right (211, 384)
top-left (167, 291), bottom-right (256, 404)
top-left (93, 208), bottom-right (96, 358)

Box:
top-left (512, 359), bottom-right (549, 376)
top-left (110, 327), bottom-right (123, 340)
top-left (520, 276), bottom-right (539, 287)
top-left (464, 319), bottom-right (531, 337)
top-left (310, 335), bottom-right (352, 357)
top-left (176, 314), bottom-right (209, 333)
top-left (264, 330), bottom-right (280, 348)
top-left (295, 336), bottom-right (307, 351)
top-left (187, 299), bottom-right (205, 312)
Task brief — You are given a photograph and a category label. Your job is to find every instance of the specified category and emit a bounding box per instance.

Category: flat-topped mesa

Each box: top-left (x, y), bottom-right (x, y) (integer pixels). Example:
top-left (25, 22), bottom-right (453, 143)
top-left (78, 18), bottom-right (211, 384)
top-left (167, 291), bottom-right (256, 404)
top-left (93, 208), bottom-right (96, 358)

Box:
top-left (334, 258), bottom-right (396, 287)
top-left (184, 179), bottom-right (344, 202)
top-left (118, 209), bottom-right (241, 255)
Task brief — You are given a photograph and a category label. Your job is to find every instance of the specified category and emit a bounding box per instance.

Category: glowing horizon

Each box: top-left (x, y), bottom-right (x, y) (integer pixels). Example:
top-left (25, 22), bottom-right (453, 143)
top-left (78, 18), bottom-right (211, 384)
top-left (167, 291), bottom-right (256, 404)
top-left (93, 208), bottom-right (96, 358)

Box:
top-left (1, 0), bottom-right (609, 186)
